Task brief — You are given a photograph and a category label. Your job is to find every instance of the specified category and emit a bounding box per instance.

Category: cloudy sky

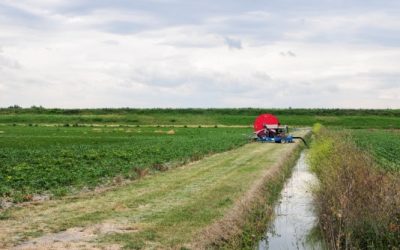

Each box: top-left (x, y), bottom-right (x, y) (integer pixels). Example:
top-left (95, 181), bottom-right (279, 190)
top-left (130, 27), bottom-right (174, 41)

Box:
top-left (0, 0), bottom-right (399, 108)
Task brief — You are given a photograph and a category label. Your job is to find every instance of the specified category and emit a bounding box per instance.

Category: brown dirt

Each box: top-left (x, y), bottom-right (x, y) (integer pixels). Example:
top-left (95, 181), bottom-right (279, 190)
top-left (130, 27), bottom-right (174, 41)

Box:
top-left (13, 222), bottom-right (137, 250)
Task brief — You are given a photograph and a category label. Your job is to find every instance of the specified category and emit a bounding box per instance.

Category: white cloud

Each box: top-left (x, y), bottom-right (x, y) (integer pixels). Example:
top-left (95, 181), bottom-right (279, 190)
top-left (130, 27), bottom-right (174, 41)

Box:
top-left (0, 1), bottom-right (399, 108)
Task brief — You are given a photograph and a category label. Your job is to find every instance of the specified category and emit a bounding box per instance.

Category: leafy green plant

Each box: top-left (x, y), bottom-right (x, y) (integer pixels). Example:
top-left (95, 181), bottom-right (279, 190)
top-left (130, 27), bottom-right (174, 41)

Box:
top-left (352, 129), bottom-right (400, 171)
top-left (0, 126), bottom-right (249, 201)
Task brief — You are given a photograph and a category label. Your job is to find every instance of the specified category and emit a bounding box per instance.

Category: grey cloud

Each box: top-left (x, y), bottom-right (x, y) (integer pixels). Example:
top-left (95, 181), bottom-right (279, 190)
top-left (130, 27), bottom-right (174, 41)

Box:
top-left (159, 40), bottom-right (217, 49)
top-left (4, 1), bottom-right (400, 47)
top-left (280, 51), bottom-right (296, 57)
top-left (0, 3), bottom-right (44, 27)
top-left (130, 68), bottom-right (189, 88)
top-left (129, 65), bottom-right (258, 95)
top-left (287, 51), bottom-right (296, 57)
top-left (103, 40), bottom-right (120, 46)
top-left (98, 21), bottom-right (147, 34)
top-left (316, 72), bottom-right (400, 92)
top-left (253, 72), bottom-right (272, 81)
top-left (356, 72), bottom-right (400, 90)
top-left (0, 55), bottom-right (22, 70)
top-left (224, 37), bottom-right (242, 49)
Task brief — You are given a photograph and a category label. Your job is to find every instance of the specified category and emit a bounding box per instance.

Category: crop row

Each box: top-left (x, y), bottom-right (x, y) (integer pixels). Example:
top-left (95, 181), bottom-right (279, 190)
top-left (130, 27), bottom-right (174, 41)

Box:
top-left (352, 129), bottom-right (400, 171)
top-left (0, 126), bottom-right (250, 202)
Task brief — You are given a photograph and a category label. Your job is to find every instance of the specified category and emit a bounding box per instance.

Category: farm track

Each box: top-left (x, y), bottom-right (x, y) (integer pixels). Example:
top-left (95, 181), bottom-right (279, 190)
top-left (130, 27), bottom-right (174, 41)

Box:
top-left (0, 136), bottom-right (305, 249)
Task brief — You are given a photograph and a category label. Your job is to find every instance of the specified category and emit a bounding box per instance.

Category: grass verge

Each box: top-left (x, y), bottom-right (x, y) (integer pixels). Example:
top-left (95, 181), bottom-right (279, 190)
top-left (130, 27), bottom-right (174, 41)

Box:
top-left (308, 124), bottom-right (400, 249)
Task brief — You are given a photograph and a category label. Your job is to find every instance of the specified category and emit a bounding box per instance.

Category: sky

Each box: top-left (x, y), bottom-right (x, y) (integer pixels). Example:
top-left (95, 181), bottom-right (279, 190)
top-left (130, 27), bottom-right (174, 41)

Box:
top-left (0, 0), bottom-right (400, 108)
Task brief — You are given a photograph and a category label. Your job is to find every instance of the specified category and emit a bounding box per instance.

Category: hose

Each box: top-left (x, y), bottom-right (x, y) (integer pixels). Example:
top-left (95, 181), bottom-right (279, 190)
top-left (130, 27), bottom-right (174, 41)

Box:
top-left (292, 136), bottom-right (308, 147)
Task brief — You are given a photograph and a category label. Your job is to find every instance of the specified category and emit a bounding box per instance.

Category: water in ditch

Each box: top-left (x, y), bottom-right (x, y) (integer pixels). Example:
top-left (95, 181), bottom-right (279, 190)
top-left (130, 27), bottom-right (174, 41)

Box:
top-left (258, 151), bottom-right (323, 250)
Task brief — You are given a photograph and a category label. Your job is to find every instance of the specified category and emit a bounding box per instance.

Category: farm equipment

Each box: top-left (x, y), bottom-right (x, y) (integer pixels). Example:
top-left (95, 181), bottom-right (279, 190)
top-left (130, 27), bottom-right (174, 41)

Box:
top-left (253, 114), bottom-right (307, 146)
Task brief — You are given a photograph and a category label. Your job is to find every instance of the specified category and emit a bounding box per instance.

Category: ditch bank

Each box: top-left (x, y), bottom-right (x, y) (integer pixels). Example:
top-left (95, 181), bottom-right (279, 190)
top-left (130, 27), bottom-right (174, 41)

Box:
top-left (193, 129), bottom-right (311, 249)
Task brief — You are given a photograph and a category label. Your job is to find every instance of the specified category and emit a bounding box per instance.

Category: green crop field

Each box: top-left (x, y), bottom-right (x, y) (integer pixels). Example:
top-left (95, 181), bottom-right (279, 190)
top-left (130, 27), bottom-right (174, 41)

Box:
top-left (0, 125), bottom-right (249, 201)
top-left (0, 136), bottom-right (307, 249)
top-left (0, 109), bottom-right (399, 249)
top-left (1, 107), bottom-right (400, 128)
top-left (352, 129), bottom-right (400, 171)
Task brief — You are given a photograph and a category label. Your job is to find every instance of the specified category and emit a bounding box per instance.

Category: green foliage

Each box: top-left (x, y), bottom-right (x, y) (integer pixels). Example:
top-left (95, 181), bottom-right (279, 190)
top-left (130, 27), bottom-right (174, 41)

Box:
top-left (309, 127), bottom-right (400, 248)
top-left (311, 123), bottom-right (322, 134)
top-left (0, 209), bottom-right (12, 220)
top-left (308, 124), bottom-right (335, 177)
top-left (308, 137), bottom-right (334, 178)
top-left (1, 108), bottom-right (400, 128)
top-left (100, 232), bottom-right (146, 250)
top-left (352, 130), bottom-right (400, 171)
top-left (0, 126), bottom-right (249, 200)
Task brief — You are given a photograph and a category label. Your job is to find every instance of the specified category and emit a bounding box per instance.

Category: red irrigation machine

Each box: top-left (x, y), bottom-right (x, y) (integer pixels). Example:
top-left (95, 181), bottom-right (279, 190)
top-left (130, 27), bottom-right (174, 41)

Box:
top-left (252, 113), bottom-right (307, 145)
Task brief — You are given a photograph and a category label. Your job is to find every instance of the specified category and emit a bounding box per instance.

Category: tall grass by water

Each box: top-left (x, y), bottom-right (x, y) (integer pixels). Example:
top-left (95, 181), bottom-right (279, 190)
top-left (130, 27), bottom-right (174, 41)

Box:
top-left (309, 124), bottom-right (400, 249)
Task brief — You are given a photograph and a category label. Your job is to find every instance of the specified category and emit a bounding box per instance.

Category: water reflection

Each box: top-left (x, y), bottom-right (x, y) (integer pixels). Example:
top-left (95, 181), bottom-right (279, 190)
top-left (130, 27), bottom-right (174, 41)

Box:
top-left (258, 152), bottom-right (323, 250)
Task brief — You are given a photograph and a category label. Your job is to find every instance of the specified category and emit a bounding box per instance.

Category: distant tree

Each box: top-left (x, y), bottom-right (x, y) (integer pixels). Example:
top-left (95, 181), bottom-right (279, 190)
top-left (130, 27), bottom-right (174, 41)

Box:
top-left (8, 105), bottom-right (21, 109)
top-left (30, 105), bottom-right (44, 109)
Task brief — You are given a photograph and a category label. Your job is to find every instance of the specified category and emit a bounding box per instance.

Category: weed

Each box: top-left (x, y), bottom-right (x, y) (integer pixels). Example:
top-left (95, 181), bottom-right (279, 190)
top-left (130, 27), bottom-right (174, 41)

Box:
top-left (153, 164), bottom-right (168, 172)
top-left (0, 210), bottom-right (12, 220)
top-left (132, 167), bottom-right (149, 178)
top-left (309, 126), bottom-right (400, 248)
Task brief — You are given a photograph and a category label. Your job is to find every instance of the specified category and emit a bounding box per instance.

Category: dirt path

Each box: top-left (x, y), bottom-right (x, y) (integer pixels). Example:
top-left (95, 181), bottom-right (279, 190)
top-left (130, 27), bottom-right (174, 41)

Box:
top-left (0, 137), bottom-right (305, 249)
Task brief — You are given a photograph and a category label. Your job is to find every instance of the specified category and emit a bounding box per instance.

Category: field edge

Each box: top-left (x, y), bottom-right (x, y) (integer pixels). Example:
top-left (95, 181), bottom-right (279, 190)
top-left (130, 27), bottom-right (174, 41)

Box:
top-left (189, 130), bottom-right (311, 249)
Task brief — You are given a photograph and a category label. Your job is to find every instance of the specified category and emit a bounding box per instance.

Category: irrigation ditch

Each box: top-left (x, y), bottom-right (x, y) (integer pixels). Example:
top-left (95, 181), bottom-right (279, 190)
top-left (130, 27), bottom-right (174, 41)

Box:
top-left (207, 129), bottom-right (319, 249)
top-left (253, 129), bottom-right (325, 250)
top-left (257, 150), bottom-right (322, 250)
